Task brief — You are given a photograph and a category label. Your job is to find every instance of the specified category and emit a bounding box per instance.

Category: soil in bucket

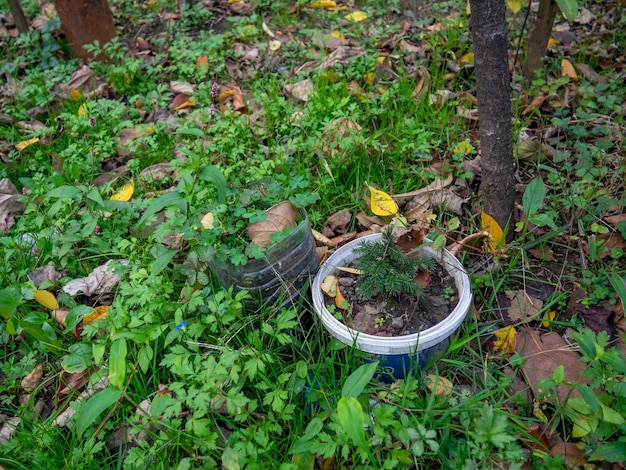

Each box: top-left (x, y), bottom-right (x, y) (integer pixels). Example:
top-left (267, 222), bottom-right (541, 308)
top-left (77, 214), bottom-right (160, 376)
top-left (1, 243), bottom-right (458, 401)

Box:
top-left (323, 261), bottom-right (458, 337)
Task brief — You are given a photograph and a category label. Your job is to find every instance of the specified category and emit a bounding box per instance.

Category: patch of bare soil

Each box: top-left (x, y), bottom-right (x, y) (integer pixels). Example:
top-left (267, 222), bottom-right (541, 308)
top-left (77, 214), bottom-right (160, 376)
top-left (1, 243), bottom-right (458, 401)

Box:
top-left (324, 262), bottom-right (457, 337)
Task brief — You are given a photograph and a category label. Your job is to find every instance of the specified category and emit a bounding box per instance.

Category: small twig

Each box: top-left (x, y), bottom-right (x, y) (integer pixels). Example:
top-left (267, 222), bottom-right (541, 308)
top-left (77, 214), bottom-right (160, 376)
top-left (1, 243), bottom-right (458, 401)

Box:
top-left (448, 231), bottom-right (490, 258)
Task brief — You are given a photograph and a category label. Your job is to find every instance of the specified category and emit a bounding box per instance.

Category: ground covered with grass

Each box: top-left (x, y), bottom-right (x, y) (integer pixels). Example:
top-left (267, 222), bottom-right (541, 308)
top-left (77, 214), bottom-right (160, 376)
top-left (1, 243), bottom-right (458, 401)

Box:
top-left (0, 0), bottom-right (625, 468)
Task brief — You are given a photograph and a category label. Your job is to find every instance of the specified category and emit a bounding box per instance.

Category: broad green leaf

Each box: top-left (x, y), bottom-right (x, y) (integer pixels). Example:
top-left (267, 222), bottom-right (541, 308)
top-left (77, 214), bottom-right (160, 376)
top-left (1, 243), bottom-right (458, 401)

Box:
top-left (137, 191), bottom-right (186, 227)
top-left (529, 213), bottom-right (559, 230)
top-left (304, 417), bottom-right (324, 440)
top-left (607, 274), bottom-right (626, 314)
top-left (137, 344), bottom-right (153, 373)
top-left (337, 397), bottom-right (368, 449)
top-left (599, 403), bottom-right (625, 425)
top-left (46, 185), bottom-right (83, 200)
top-left (556, 0), bottom-right (578, 21)
top-left (151, 245), bottom-right (178, 276)
top-left (0, 288), bottom-right (22, 319)
top-left (61, 343), bottom-right (93, 372)
top-left (590, 442), bottom-right (626, 463)
top-left (175, 127), bottom-right (205, 137)
top-left (86, 187), bottom-right (105, 207)
top-left (108, 338), bottom-right (127, 388)
top-left (481, 212), bottom-right (505, 252)
top-left (522, 176), bottom-right (547, 218)
top-left (199, 164), bottom-right (227, 204)
top-left (341, 361), bottom-right (378, 398)
top-left (75, 386), bottom-right (123, 437)
top-left (576, 383), bottom-right (601, 415)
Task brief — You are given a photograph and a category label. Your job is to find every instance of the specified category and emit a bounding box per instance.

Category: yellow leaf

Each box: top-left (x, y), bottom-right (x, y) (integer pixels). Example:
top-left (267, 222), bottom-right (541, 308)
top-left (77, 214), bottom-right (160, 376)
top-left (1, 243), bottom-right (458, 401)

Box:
top-left (15, 137), bottom-right (39, 150)
top-left (459, 52), bottom-right (474, 66)
top-left (364, 72), bottom-right (375, 86)
top-left (506, 0), bottom-right (522, 13)
top-left (110, 183), bottom-right (134, 201)
top-left (83, 305), bottom-right (109, 323)
top-left (561, 59), bottom-right (578, 81)
top-left (330, 31), bottom-right (344, 39)
top-left (78, 103), bottom-right (88, 117)
top-left (481, 212), bottom-right (505, 252)
top-left (335, 287), bottom-right (349, 310)
top-left (492, 326), bottom-right (516, 356)
top-left (344, 11), bottom-right (367, 22)
top-left (34, 290), bottom-right (59, 310)
top-left (309, 0), bottom-right (336, 8)
top-left (201, 212), bottom-right (217, 230)
top-left (542, 310), bottom-right (556, 328)
top-left (368, 185), bottom-right (399, 217)
top-left (547, 37), bottom-right (560, 48)
top-left (70, 89), bottom-right (83, 101)
top-left (425, 374), bottom-right (454, 396)
top-left (321, 275), bottom-right (338, 297)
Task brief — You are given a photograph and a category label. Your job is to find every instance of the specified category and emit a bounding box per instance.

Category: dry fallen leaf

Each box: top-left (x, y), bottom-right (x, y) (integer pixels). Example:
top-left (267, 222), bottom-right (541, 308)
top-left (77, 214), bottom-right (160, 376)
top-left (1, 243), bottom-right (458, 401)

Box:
top-left (481, 212), bottom-right (505, 252)
top-left (561, 59), bottom-right (578, 81)
top-left (218, 83), bottom-right (248, 113)
top-left (368, 186), bottom-right (399, 217)
top-left (247, 200), bottom-right (298, 248)
top-left (0, 178), bottom-right (24, 233)
top-left (83, 305), bottom-right (109, 323)
top-left (62, 260), bottom-right (127, 297)
top-left (335, 287), bottom-right (349, 310)
top-left (515, 328), bottom-right (585, 404)
top-left (21, 364), bottom-right (44, 392)
top-left (284, 79), bottom-right (314, 102)
top-left (492, 325), bottom-right (517, 356)
top-left (424, 374), bottom-right (453, 396)
top-left (169, 81), bottom-right (195, 95)
top-left (34, 290), bottom-right (59, 310)
top-left (110, 183), bottom-right (134, 202)
top-left (321, 275), bottom-right (339, 297)
top-left (505, 289), bottom-right (543, 322)
top-left (15, 137), bottom-right (39, 150)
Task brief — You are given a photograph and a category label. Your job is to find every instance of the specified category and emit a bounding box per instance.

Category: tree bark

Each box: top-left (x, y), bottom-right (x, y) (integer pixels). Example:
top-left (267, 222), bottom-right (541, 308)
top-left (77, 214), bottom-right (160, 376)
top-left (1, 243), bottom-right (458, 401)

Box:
top-left (54, 0), bottom-right (116, 60)
top-left (521, 0), bottom-right (559, 81)
top-left (469, 0), bottom-right (516, 240)
top-left (7, 0), bottom-right (29, 34)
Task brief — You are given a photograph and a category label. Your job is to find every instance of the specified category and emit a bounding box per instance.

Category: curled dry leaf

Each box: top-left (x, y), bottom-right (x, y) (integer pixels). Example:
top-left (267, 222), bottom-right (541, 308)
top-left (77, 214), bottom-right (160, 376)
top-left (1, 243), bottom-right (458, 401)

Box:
top-left (424, 374), bottom-right (453, 396)
top-left (335, 287), bottom-right (349, 310)
top-left (62, 260), bottom-right (127, 297)
top-left (321, 275), bottom-right (339, 297)
top-left (284, 79), bottom-right (314, 102)
top-left (201, 212), bottom-right (218, 230)
top-left (336, 266), bottom-right (362, 275)
top-left (169, 81), bottom-right (195, 95)
top-left (247, 200), bottom-right (298, 248)
top-left (139, 163), bottom-right (174, 181)
top-left (312, 229), bottom-right (336, 247)
top-left (0, 178), bottom-right (24, 233)
top-left (28, 263), bottom-right (64, 287)
top-left (218, 83), bottom-right (248, 113)
top-left (21, 364), bottom-right (44, 392)
top-left (58, 64), bottom-right (110, 100)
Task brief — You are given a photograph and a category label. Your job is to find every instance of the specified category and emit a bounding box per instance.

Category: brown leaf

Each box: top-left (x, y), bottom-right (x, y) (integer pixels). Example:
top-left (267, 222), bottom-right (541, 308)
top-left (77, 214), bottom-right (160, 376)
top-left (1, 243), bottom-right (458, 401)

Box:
top-left (21, 364), bottom-right (43, 392)
top-left (323, 209), bottom-right (352, 236)
top-left (505, 290), bottom-right (543, 322)
top-left (139, 163), bottom-right (175, 181)
top-left (58, 64), bottom-right (110, 100)
top-left (597, 232), bottom-right (626, 259)
top-left (284, 79), bottom-right (314, 102)
top-left (550, 441), bottom-right (586, 468)
top-left (355, 211), bottom-right (383, 230)
top-left (169, 81), bottom-right (194, 95)
top-left (170, 93), bottom-right (192, 111)
top-left (515, 328), bottom-right (585, 404)
top-left (28, 263), bottom-right (65, 287)
top-left (604, 214), bottom-right (626, 225)
top-left (319, 46), bottom-right (366, 69)
top-left (218, 83), bottom-right (248, 113)
top-left (0, 178), bottom-right (23, 233)
top-left (230, 1), bottom-right (254, 15)
top-left (247, 201), bottom-right (298, 247)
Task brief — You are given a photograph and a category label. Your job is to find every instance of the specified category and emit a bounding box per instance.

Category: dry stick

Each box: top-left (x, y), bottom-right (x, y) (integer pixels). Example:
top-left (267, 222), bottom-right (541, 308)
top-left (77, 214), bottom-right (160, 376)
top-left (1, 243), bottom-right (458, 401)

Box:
top-left (92, 361), bottom-right (138, 439)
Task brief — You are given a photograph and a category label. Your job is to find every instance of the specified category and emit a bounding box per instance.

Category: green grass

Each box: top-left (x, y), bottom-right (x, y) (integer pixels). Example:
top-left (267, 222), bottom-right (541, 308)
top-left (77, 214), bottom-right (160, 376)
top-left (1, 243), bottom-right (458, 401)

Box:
top-left (0, 0), bottom-right (625, 468)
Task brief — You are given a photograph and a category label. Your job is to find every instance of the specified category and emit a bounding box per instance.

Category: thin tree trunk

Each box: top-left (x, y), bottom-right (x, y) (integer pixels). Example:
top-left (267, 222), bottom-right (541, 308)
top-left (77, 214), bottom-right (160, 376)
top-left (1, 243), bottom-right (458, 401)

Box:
top-left (469, 0), bottom-right (516, 240)
top-left (521, 0), bottom-right (559, 81)
top-left (7, 0), bottom-right (29, 34)
top-left (54, 0), bottom-right (116, 60)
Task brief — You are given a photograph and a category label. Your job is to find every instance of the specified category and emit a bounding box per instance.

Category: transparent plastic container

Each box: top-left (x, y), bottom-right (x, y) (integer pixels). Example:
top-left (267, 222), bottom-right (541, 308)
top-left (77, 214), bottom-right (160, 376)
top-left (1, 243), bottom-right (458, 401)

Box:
top-left (207, 210), bottom-right (319, 309)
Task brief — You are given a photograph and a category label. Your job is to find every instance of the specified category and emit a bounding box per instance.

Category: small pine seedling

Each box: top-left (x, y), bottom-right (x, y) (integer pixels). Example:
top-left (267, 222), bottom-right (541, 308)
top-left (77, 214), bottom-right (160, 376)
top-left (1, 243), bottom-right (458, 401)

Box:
top-left (353, 227), bottom-right (434, 301)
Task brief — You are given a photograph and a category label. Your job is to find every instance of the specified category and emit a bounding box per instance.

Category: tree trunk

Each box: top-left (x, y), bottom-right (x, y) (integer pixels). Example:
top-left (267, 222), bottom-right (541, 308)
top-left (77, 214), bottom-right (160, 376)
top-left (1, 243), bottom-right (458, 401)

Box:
top-left (469, 0), bottom-right (516, 240)
top-left (7, 0), bottom-right (29, 34)
top-left (521, 0), bottom-right (559, 81)
top-left (54, 0), bottom-right (116, 60)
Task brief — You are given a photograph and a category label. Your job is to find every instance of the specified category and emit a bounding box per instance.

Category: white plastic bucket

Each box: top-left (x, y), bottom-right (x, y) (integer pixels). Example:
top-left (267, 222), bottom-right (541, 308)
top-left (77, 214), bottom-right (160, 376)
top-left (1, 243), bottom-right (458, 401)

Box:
top-left (311, 234), bottom-right (472, 378)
